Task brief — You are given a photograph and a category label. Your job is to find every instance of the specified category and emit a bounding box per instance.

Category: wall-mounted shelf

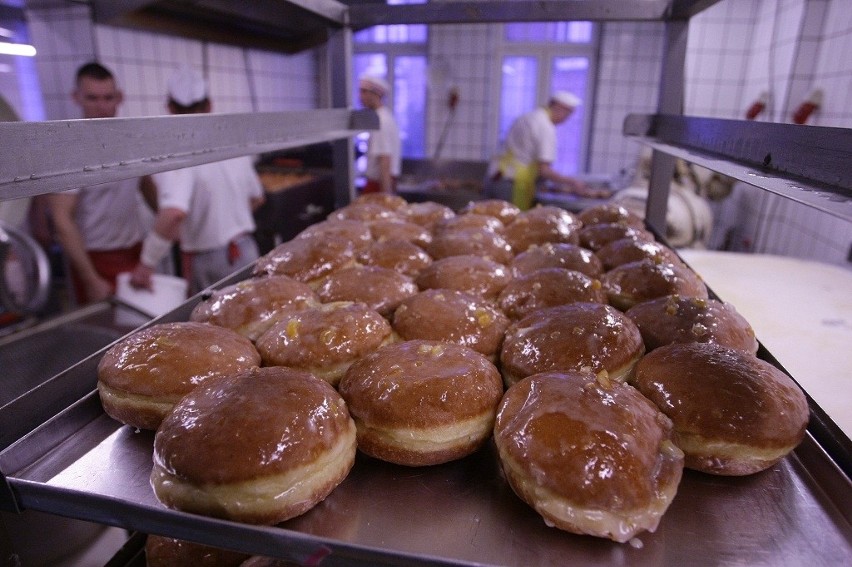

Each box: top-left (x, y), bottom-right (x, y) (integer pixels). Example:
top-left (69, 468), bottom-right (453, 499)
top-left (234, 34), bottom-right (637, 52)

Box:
top-left (624, 114), bottom-right (852, 223)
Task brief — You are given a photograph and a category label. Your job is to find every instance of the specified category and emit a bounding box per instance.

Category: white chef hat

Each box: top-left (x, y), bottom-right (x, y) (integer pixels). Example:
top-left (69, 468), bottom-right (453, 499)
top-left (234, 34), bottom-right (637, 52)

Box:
top-left (168, 66), bottom-right (208, 106)
top-left (551, 90), bottom-right (582, 109)
top-left (359, 74), bottom-right (390, 97)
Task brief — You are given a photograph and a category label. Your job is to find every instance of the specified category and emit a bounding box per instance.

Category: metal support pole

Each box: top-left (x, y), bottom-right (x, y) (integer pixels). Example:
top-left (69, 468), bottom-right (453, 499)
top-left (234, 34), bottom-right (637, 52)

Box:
top-left (328, 23), bottom-right (355, 208)
top-left (646, 19), bottom-right (688, 234)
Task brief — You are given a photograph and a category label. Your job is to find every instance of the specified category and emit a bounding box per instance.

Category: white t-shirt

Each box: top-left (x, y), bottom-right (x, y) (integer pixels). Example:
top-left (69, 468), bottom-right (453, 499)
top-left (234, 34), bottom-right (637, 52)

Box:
top-left (65, 178), bottom-right (147, 250)
top-left (365, 105), bottom-right (402, 179)
top-left (153, 156), bottom-right (263, 253)
top-left (491, 107), bottom-right (557, 178)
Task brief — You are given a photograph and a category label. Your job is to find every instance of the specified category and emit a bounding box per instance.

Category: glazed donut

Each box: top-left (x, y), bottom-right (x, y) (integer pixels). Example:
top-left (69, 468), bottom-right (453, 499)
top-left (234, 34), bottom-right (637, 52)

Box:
top-left (510, 242), bottom-right (603, 279)
top-left (631, 342), bottom-right (809, 475)
top-left (240, 558), bottom-right (300, 567)
top-left (433, 213), bottom-right (505, 235)
top-left (357, 239), bottom-right (433, 278)
top-left (352, 192), bottom-right (408, 211)
top-left (426, 228), bottom-right (514, 265)
top-left (144, 535), bottom-right (249, 567)
top-left (296, 219), bottom-right (373, 254)
top-left (327, 202), bottom-right (401, 223)
top-left (339, 340), bottom-right (503, 466)
top-left (625, 295), bottom-right (758, 353)
top-left (313, 265), bottom-right (418, 318)
top-left (97, 322), bottom-right (260, 430)
top-left (392, 289), bottom-right (510, 361)
top-left (255, 301), bottom-right (396, 386)
top-left (151, 366), bottom-right (357, 524)
top-left (578, 222), bottom-right (654, 251)
top-left (414, 254), bottom-right (512, 300)
top-left (189, 275), bottom-right (320, 341)
top-left (504, 205), bottom-right (581, 253)
top-left (493, 371), bottom-right (684, 543)
top-left (497, 268), bottom-right (606, 320)
top-left (595, 237), bottom-right (684, 271)
top-left (601, 259), bottom-right (708, 311)
top-left (402, 201), bottom-right (455, 230)
top-left (458, 199), bottom-right (521, 225)
top-left (576, 203), bottom-right (646, 228)
top-left (368, 219), bottom-right (433, 249)
top-left (252, 234), bottom-right (356, 285)
top-left (499, 302), bottom-right (644, 387)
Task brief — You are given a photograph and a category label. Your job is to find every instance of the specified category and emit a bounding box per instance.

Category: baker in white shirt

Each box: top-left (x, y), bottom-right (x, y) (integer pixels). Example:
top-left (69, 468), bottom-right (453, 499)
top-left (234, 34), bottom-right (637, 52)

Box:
top-left (48, 62), bottom-right (152, 304)
top-left (358, 74), bottom-right (401, 194)
top-left (130, 67), bottom-right (265, 296)
top-left (486, 91), bottom-right (605, 210)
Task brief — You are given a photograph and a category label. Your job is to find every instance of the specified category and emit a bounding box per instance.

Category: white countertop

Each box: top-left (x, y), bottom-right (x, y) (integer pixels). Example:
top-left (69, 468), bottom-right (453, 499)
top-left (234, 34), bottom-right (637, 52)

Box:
top-left (678, 250), bottom-right (852, 440)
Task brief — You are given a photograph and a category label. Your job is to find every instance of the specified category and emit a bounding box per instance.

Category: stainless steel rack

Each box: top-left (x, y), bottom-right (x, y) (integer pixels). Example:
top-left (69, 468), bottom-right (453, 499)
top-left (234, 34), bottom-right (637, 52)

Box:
top-left (623, 114), bottom-right (852, 224)
top-left (2, 1), bottom-right (851, 565)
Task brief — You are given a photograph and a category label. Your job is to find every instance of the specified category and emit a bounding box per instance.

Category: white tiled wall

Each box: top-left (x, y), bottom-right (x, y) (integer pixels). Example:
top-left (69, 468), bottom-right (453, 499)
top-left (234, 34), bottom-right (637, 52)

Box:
top-left (686, 0), bottom-right (850, 266)
top-left (427, 23), bottom-right (500, 162)
top-left (588, 21), bottom-right (665, 176)
top-left (16, 0), bottom-right (852, 267)
top-left (25, 4), bottom-right (319, 121)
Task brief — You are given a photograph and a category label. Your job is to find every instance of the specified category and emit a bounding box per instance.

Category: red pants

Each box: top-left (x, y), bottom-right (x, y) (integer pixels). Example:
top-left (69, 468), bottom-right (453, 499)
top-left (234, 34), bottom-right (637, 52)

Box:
top-left (70, 242), bottom-right (142, 304)
top-left (362, 178), bottom-right (398, 194)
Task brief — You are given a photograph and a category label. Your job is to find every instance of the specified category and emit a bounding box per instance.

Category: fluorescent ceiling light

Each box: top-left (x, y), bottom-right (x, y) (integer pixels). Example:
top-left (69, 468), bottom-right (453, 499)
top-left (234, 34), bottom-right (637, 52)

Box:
top-left (0, 42), bottom-right (36, 56)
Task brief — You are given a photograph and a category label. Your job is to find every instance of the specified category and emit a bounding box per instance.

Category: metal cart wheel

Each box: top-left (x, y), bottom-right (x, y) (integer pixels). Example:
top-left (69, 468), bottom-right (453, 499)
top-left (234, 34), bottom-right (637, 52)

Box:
top-left (0, 223), bottom-right (52, 315)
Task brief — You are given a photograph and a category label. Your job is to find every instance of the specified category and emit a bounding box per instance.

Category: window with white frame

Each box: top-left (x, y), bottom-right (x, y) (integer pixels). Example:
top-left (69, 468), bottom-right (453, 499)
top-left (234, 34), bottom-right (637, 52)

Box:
top-left (353, 0), bottom-right (428, 162)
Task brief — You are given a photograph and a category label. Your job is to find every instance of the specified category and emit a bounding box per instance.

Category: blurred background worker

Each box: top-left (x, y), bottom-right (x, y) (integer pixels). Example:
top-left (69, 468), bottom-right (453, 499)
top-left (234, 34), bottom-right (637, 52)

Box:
top-left (486, 91), bottom-right (605, 210)
top-left (47, 62), bottom-right (150, 305)
top-left (358, 74), bottom-right (401, 194)
top-left (130, 66), bottom-right (265, 296)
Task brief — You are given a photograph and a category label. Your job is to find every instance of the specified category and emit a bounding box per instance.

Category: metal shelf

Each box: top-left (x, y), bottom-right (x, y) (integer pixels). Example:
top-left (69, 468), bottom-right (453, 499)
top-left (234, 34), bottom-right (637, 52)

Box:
top-left (3, 3), bottom-right (850, 564)
top-left (0, 109), bottom-right (377, 202)
top-left (88, 1), bottom-right (724, 51)
top-left (348, 0), bottom-right (721, 29)
top-left (90, 0), bottom-right (349, 53)
top-left (624, 114), bottom-right (852, 223)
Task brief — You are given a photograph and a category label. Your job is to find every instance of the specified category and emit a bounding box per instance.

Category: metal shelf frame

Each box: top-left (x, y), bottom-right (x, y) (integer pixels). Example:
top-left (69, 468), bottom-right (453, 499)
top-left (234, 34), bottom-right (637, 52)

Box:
top-left (0, 108), bottom-right (377, 202)
top-left (623, 114), bottom-right (852, 223)
top-left (2, 3), bottom-right (851, 564)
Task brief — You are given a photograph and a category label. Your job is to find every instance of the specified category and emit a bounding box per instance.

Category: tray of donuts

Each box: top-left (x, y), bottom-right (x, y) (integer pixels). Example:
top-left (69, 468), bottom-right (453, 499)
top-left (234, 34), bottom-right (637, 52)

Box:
top-left (2, 196), bottom-right (851, 566)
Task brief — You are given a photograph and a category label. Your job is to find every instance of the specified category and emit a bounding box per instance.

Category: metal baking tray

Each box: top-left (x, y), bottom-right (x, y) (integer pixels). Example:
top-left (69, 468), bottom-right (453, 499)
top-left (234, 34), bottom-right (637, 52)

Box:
top-left (1, 270), bottom-right (851, 566)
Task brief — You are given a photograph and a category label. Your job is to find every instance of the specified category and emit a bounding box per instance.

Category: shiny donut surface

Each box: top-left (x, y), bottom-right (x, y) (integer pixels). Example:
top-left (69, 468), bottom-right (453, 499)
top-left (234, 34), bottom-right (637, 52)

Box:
top-left (494, 371), bottom-right (684, 542)
top-left (393, 289), bottom-right (510, 357)
top-left (414, 254), bottom-right (512, 300)
top-left (189, 275), bottom-right (320, 341)
top-left (252, 234), bottom-right (355, 282)
top-left (626, 294), bottom-right (758, 353)
top-left (500, 302), bottom-right (644, 384)
top-left (510, 242), bottom-right (603, 279)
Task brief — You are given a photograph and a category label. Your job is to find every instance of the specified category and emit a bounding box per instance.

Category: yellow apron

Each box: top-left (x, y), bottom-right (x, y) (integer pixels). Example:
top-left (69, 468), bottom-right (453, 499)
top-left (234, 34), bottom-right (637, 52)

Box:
top-left (497, 152), bottom-right (539, 211)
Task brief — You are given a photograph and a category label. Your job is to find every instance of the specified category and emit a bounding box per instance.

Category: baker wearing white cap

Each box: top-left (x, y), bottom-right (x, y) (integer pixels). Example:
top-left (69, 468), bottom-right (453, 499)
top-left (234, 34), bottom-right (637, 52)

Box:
top-left (358, 73), bottom-right (401, 194)
top-left (486, 90), bottom-right (603, 210)
top-left (130, 66), bottom-right (265, 295)
top-left (167, 65), bottom-right (210, 113)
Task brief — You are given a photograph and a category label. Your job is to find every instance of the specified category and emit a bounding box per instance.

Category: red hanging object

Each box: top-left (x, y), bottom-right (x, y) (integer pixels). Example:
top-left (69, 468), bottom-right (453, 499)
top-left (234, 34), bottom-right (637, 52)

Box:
top-left (793, 89), bottom-right (823, 124)
top-left (745, 91), bottom-right (769, 120)
top-left (447, 86), bottom-right (460, 110)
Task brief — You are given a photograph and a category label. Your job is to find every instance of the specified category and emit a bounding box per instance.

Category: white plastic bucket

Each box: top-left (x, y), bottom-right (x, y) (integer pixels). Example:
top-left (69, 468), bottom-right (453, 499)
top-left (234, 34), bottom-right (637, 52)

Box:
top-left (115, 272), bottom-right (188, 320)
